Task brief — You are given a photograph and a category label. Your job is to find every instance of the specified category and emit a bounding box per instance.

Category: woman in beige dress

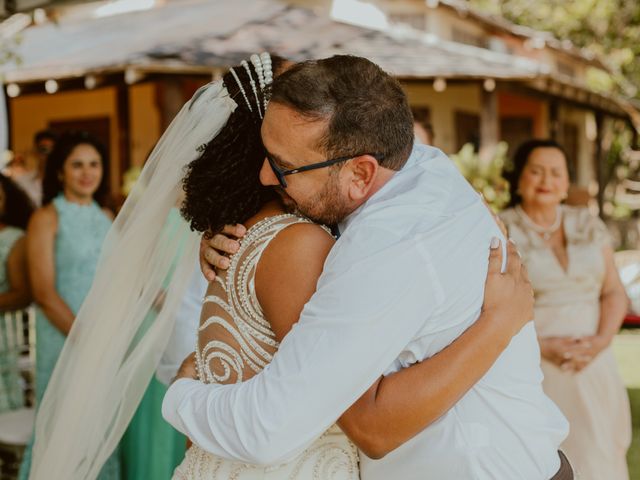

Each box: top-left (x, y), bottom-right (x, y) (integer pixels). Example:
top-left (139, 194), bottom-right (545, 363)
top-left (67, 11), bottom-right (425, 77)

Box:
top-left (501, 139), bottom-right (632, 480)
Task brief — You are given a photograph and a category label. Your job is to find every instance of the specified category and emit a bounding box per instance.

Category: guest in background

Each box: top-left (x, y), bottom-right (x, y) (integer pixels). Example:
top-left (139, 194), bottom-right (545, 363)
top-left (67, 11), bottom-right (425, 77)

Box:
top-left (501, 139), bottom-right (631, 480)
top-left (412, 107), bottom-right (434, 145)
top-left (14, 129), bottom-right (58, 207)
top-left (0, 173), bottom-right (34, 412)
top-left (0, 174), bottom-right (33, 311)
top-left (19, 131), bottom-right (119, 480)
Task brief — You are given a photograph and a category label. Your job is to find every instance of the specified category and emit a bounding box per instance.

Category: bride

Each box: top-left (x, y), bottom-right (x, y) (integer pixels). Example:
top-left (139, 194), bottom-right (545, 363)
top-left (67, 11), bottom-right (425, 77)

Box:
top-left (27, 53), bottom-right (532, 480)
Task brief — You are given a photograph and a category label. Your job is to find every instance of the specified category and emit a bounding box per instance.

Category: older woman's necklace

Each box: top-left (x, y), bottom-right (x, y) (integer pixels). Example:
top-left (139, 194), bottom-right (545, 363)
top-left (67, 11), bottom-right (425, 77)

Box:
top-left (515, 205), bottom-right (563, 241)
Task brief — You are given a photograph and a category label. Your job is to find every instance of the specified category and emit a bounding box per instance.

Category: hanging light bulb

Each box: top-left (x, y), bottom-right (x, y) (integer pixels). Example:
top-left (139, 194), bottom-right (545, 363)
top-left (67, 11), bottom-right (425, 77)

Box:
top-left (433, 77), bottom-right (447, 92)
top-left (483, 78), bottom-right (496, 92)
top-left (125, 68), bottom-right (144, 85)
top-left (85, 75), bottom-right (98, 90)
top-left (6, 83), bottom-right (21, 98)
top-left (45, 79), bottom-right (59, 94)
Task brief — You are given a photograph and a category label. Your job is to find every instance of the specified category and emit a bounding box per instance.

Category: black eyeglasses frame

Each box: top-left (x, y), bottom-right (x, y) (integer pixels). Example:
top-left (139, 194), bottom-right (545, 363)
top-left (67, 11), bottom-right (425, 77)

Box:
top-left (266, 152), bottom-right (385, 188)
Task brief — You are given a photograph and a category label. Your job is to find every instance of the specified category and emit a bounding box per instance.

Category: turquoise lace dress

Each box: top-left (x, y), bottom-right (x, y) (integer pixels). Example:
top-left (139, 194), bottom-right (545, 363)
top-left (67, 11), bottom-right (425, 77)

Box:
top-left (19, 195), bottom-right (120, 480)
top-left (0, 226), bottom-right (26, 413)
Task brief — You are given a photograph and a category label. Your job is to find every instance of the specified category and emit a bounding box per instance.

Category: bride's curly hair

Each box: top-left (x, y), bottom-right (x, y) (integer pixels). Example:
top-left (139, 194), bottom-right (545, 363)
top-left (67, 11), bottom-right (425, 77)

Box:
top-left (181, 55), bottom-right (285, 236)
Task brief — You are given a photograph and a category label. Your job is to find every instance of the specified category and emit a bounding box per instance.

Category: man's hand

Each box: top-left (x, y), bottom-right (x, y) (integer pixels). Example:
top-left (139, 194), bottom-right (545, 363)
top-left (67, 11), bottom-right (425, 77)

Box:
top-left (173, 352), bottom-right (198, 384)
top-left (482, 239), bottom-right (534, 338)
top-left (200, 224), bottom-right (247, 281)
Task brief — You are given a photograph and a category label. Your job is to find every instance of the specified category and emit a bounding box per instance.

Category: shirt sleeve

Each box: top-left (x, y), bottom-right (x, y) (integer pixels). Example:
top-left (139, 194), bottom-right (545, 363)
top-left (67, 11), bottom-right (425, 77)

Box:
top-left (162, 228), bottom-right (443, 465)
top-left (156, 257), bottom-right (208, 385)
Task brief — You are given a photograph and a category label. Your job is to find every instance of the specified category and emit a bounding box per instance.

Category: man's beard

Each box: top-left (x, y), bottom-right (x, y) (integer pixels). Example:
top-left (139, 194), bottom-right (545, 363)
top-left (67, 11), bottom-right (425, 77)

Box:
top-left (275, 174), bottom-right (351, 226)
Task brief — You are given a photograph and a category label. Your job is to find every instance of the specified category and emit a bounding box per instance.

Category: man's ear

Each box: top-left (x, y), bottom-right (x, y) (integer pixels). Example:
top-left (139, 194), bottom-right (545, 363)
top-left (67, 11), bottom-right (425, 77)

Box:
top-left (346, 155), bottom-right (379, 201)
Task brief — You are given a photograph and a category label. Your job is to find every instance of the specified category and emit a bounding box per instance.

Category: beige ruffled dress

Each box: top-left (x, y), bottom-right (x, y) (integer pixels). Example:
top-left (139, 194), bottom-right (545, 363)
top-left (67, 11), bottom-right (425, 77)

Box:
top-left (501, 205), bottom-right (632, 480)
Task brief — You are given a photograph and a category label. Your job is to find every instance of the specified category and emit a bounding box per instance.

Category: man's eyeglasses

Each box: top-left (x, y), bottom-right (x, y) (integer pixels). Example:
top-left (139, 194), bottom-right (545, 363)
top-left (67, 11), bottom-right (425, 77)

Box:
top-left (266, 152), bottom-right (385, 189)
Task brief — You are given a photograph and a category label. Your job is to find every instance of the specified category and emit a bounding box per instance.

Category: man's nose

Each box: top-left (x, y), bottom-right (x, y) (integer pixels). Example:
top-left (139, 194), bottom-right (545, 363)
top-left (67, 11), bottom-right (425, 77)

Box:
top-left (259, 158), bottom-right (279, 187)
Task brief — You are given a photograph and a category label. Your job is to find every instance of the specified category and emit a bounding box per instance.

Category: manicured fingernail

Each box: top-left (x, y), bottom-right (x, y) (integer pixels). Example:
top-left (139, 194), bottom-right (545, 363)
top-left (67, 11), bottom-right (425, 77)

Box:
top-left (220, 257), bottom-right (230, 269)
top-left (490, 237), bottom-right (500, 249)
top-left (236, 224), bottom-right (247, 236)
top-left (228, 241), bottom-right (239, 253)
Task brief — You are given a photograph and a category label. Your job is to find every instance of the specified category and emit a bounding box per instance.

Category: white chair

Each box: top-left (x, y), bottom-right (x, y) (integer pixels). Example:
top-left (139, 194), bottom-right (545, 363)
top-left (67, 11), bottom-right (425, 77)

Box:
top-left (0, 408), bottom-right (35, 478)
top-left (0, 307), bottom-right (36, 478)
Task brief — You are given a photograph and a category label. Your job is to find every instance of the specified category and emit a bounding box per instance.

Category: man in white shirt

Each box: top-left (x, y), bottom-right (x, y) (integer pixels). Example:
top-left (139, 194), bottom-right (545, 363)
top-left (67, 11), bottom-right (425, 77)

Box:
top-left (163, 55), bottom-right (571, 479)
top-left (13, 130), bottom-right (57, 206)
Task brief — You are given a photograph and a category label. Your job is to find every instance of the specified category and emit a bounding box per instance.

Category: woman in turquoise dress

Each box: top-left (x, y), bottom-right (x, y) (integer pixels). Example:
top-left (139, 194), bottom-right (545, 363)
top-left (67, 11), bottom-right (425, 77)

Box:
top-left (0, 174), bottom-right (34, 412)
top-left (18, 132), bottom-right (119, 479)
top-left (18, 131), bottom-right (185, 479)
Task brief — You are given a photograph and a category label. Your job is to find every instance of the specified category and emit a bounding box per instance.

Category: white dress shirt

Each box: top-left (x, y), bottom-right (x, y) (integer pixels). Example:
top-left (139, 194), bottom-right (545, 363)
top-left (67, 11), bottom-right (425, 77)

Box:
top-left (163, 144), bottom-right (569, 479)
top-left (156, 256), bottom-right (207, 385)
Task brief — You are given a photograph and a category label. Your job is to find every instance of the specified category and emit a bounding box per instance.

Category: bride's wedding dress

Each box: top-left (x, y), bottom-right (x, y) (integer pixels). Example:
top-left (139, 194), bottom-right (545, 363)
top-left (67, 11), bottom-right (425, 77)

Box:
top-left (172, 214), bottom-right (360, 480)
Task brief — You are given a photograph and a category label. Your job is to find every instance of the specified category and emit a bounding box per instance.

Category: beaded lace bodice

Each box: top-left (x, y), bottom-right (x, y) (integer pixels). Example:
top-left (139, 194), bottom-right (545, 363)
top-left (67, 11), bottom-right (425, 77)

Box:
top-left (195, 214), bottom-right (314, 385)
top-left (176, 214), bottom-right (359, 480)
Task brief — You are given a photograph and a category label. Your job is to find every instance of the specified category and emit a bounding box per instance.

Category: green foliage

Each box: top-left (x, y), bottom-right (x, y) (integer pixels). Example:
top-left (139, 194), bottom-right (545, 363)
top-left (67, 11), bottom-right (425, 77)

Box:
top-left (451, 141), bottom-right (511, 211)
top-left (470, 0), bottom-right (640, 98)
top-left (585, 67), bottom-right (616, 94)
top-left (628, 387), bottom-right (640, 479)
top-left (602, 125), bottom-right (640, 220)
top-left (612, 331), bottom-right (640, 477)
top-left (122, 165), bottom-right (142, 197)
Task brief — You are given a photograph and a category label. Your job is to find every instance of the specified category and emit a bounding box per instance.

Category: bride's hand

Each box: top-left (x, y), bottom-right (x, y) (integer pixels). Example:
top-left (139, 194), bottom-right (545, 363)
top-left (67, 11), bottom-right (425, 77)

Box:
top-left (200, 224), bottom-right (247, 281)
top-left (173, 352), bottom-right (198, 384)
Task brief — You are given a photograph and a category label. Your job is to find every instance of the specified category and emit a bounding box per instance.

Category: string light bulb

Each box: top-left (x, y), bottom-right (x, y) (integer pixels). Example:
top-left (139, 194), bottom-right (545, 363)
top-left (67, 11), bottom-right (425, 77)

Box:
top-left (85, 75), bottom-right (97, 90)
top-left (45, 79), bottom-right (59, 94)
top-left (433, 77), bottom-right (447, 92)
top-left (6, 83), bottom-right (20, 98)
top-left (483, 78), bottom-right (496, 92)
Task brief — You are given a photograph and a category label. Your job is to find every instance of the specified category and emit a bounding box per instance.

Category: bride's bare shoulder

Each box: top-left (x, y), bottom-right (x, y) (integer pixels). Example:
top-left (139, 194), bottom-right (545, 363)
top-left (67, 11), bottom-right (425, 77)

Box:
top-left (255, 221), bottom-right (335, 340)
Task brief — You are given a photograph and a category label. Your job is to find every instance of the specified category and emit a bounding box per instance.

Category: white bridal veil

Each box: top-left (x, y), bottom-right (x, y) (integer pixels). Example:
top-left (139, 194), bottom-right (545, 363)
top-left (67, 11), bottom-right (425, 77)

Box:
top-left (29, 80), bottom-right (237, 479)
